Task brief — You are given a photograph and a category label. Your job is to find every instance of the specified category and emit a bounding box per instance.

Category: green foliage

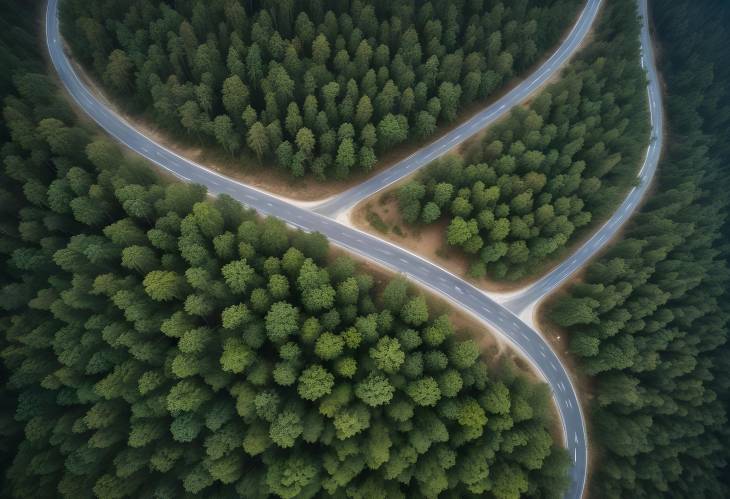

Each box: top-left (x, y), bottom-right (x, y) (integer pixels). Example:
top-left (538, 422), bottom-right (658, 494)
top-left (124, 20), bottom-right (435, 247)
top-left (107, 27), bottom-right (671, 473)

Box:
top-left (397, 0), bottom-right (650, 282)
top-left (60, 0), bottom-right (581, 181)
top-left (547, 1), bottom-right (730, 496)
top-left (0, 9), bottom-right (571, 496)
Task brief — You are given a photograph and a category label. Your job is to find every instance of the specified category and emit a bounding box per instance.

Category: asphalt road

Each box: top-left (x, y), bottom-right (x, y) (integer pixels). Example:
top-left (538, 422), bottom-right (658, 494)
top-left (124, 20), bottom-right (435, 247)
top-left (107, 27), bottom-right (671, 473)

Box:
top-left (503, 0), bottom-right (663, 315)
top-left (313, 0), bottom-right (603, 217)
top-left (45, 0), bottom-right (661, 497)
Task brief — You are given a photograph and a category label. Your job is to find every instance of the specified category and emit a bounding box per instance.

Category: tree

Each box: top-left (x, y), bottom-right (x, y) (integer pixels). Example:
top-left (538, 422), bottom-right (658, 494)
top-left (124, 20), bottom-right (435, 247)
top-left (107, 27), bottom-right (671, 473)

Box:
top-left (451, 196), bottom-right (473, 217)
top-left (269, 411), bottom-right (303, 448)
top-left (315, 331), bottom-right (344, 360)
top-left (222, 259), bottom-right (256, 294)
top-left (421, 202), bottom-right (441, 223)
top-left (447, 217), bottom-right (477, 246)
top-left (143, 271), bottom-right (184, 301)
top-left (268, 274), bottom-right (290, 300)
top-left (295, 127), bottom-right (315, 156)
top-left (407, 377), bottom-right (441, 406)
top-left (220, 338), bottom-right (254, 373)
top-left (121, 245), bottom-right (159, 274)
top-left (414, 111), bottom-right (437, 139)
top-left (401, 296), bottom-right (429, 326)
top-left (381, 278), bottom-right (408, 312)
top-left (213, 115), bottom-right (240, 155)
top-left (297, 365), bottom-right (334, 401)
top-left (221, 304), bottom-right (251, 329)
top-left (550, 297), bottom-right (600, 327)
top-left (247, 122), bottom-right (269, 161)
top-left (103, 49), bottom-right (133, 93)
top-left (335, 138), bottom-right (356, 177)
top-left (312, 34), bottom-right (331, 64)
top-left (222, 75), bottom-right (249, 118)
top-left (438, 82), bottom-right (462, 122)
top-left (266, 456), bottom-right (318, 499)
top-left (377, 114), bottom-right (408, 149)
top-left (355, 373), bottom-right (395, 407)
top-left (355, 95), bottom-right (373, 128)
top-left (265, 301), bottom-right (299, 342)
top-left (370, 336), bottom-right (405, 373)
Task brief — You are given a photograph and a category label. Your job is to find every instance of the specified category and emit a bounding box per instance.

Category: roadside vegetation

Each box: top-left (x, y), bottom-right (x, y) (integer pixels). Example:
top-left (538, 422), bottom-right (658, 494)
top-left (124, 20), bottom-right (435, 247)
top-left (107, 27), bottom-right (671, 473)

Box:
top-left (392, 0), bottom-right (649, 283)
top-left (0, 3), bottom-right (570, 497)
top-left (546, 0), bottom-right (730, 496)
top-left (60, 0), bottom-right (580, 182)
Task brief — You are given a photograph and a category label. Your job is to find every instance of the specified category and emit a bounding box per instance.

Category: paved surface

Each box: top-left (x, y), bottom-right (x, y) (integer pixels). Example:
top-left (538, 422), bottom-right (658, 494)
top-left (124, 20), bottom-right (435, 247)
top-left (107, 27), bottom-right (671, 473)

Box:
top-left (503, 0), bottom-right (663, 315)
top-left (313, 0), bottom-right (603, 217)
top-left (45, 0), bottom-right (661, 497)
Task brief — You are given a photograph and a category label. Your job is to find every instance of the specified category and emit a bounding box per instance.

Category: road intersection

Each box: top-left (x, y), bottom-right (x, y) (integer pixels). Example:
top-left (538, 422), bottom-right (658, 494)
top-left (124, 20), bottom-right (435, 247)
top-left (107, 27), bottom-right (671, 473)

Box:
top-left (45, 0), bottom-right (662, 496)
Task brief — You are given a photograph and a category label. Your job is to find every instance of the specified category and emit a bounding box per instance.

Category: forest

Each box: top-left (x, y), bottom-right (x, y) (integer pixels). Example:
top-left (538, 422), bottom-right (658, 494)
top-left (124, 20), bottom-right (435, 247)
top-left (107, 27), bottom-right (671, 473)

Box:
top-left (3, 0), bottom-right (730, 497)
top-left (0, 3), bottom-right (570, 497)
top-left (547, 0), bottom-right (730, 496)
top-left (394, 0), bottom-right (648, 282)
top-left (59, 0), bottom-right (581, 181)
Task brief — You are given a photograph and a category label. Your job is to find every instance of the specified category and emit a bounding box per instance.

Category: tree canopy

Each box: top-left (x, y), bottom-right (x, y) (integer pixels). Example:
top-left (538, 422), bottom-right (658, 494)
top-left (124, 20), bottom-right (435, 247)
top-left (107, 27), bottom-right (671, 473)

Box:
top-left (394, 0), bottom-right (649, 282)
top-left (0, 39), bottom-right (570, 497)
top-left (60, 0), bottom-right (581, 181)
top-left (547, 0), bottom-right (730, 496)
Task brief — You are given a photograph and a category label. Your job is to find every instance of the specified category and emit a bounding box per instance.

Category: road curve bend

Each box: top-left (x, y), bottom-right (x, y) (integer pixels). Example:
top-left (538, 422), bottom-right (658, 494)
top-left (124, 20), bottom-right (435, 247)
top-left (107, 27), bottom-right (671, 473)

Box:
top-left (45, 1), bottom-right (660, 498)
top-left (313, 0), bottom-right (603, 217)
top-left (503, 0), bottom-right (663, 315)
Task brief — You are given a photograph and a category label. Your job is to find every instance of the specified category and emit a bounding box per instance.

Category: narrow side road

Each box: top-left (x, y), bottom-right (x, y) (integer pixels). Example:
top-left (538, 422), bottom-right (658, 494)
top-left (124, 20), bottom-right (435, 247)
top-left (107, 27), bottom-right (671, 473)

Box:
top-left (313, 0), bottom-right (603, 217)
top-left (502, 0), bottom-right (663, 315)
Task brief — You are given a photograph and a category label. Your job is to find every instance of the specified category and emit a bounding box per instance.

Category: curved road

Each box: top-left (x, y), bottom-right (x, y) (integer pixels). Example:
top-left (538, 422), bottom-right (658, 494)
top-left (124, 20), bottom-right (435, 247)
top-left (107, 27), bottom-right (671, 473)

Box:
top-left (314, 0), bottom-right (603, 217)
top-left (503, 0), bottom-right (662, 315)
top-left (45, 0), bottom-right (662, 497)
